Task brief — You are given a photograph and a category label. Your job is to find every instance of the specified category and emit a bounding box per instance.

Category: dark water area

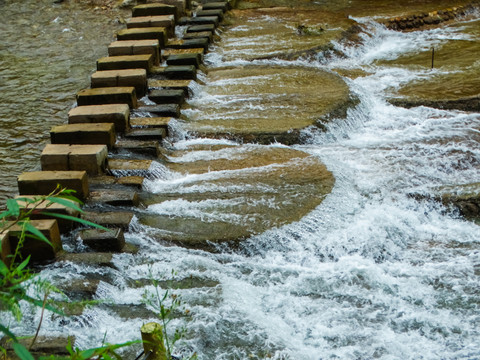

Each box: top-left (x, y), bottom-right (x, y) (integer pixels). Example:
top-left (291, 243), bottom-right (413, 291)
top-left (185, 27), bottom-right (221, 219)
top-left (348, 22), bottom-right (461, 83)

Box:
top-left (0, 0), bottom-right (123, 203)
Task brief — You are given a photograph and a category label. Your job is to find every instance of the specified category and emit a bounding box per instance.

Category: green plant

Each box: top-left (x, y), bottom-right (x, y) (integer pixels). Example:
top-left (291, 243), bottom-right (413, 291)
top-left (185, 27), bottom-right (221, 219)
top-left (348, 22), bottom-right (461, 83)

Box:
top-left (142, 268), bottom-right (196, 360)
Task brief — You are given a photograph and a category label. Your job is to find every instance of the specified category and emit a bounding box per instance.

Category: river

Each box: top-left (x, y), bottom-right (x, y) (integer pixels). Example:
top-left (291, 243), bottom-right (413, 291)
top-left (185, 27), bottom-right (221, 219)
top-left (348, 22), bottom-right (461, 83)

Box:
top-left (1, 1), bottom-right (479, 359)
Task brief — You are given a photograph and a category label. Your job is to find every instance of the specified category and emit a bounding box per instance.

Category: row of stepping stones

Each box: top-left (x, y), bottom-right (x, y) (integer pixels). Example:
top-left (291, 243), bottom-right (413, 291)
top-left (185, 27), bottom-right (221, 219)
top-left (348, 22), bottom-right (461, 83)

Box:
top-left (2, 0), bottom-right (232, 268)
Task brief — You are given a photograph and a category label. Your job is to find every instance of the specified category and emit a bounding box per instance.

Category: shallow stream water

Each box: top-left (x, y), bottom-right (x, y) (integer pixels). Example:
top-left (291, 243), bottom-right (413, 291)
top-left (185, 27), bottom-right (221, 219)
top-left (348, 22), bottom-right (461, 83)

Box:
top-left (1, 1), bottom-right (479, 359)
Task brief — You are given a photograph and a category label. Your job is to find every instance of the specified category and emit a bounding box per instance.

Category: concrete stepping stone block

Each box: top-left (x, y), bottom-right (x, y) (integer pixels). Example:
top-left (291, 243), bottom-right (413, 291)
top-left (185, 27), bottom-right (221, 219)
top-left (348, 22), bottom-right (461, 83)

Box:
top-left (132, 3), bottom-right (178, 20)
top-left (179, 15), bottom-right (219, 27)
top-left (79, 228), bottom-right (125, 252)
top-left (186, 24), bottom-right (215, 33)
top-left (130, 117), bottom-right (171, 131)
top-left (56, 252), bottom-right (115, 268)
top-left (97, 54), bottom-right (154, 73)
top-left (41, 144), bottom-right (108, 176)
top-left (183, 30), bottom-right (213, 43)
top-left (127, 15), bottom-right (175, 37)
top-left (196, 9), bottom-right (224, 20)
top-left (76, 87), bottom-right (137, 108)
top-left (108, 40), bottom-right (160, 66)
top-left (148, 79), bottom-right (194, 97)
top-left (151, 65), bottom-right (197, 80)
top-left (88, 189), bottom-right (139, 207)
top-left (91, 69), bottom-right (147, 98)
top-left (4, 219), bottom-right (62, 263)
top-left (125, 128), bottom-right (167, 141)
top-left (148, 89), bottom-right (185, 104)
top-left (117, 27), bottom-right (167, 48)
top-left (81, 211), bottom-right (134, 230)
top-left (108, 159), bottom-right (153, 176)
top-left (166, 38), bottom-right (209, 52)
top-left (51, 123), bottom-right (116, 149)
top-left (18, 171), bottom-right (89, 201)
top-left (165, 52), bottom-right (202, 68)
top-left (90, 175), bottom-right (145, 189)
top-left (14, 195), bottom-right (80, 232)
top-left (137, 103), bottom-right (180, 117)
top-left (201, 2), bottom-right (228, 11)
top-left (114, 139), bottom-right (161, 157)
top-left (68, 104), bottom-right (130, 133)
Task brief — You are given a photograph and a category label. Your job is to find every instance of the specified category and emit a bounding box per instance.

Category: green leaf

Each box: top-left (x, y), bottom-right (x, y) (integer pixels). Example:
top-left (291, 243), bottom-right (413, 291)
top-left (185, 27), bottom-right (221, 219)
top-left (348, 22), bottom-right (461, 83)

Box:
top-left (79, 348), bottom-right (96, 359)
top-left (13, 343), bottom-right (35, 360)
top-left (24, 223), bottom-right (52, 246)
top-left (41, 212), bottom-right (110, 231)
top-left (6, 199), bottom-right (20, 217)
top-left (45, 197), bottom-right (83, 213)
top-left (0, 324), bottom-right (18, 341)
top-left (0, 209), bottom-right (13, 220)
top-left (15, 257), bottom-right (30, 272)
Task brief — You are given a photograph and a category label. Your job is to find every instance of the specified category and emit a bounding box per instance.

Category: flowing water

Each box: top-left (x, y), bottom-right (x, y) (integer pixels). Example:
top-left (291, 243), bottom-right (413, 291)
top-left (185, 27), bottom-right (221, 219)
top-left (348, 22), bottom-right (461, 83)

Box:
top-left (1, 1), bottom-right (480, 359)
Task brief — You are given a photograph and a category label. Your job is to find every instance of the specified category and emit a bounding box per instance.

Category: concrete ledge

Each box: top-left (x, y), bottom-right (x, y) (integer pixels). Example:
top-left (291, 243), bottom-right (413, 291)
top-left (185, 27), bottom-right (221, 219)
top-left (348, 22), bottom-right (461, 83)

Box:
top-left (68, 104), bottom-right (130, 133)
top-left (88, 190), bottom-right (139, 207)
top-left (186, 24), bottom-right (215, 33)
top-left (183, 30), bottom-right (213, 43)
top-left (51, 123), bottom-right (116, 149)
top-left (18, 171), bottom-right (89, 201)
top-left (148, 89), bottom-right (185, 104)
top-left (127, 15), bottom-right (175, 37)
top-left (132, 3), bottom-right (178, 20)
top-left (76, 87), bottom-right (137, 108)
top-left (117, 27), bottom-right (167, 48)
top-left (97, 54), bottom-right (153, 74)
top-left (179, 15), bottom-right (219, 27)
top-left (114, 139), bottom-right (161, 157)
top-left (151, 65), bottom-right (197, 80)
top-left (197, 9), bottom-right (224, 20)
top-left (81, 211), bottom-right (134, 230)
top-left (202, 2), bottom-right (228, 11)
top-left (4, 219), bottom-right (62, 263)
top-left (166, 53), bottom-right (202, 68)
top-left (137, 104), bottom-right (180, 117)
top-left (166, 38), bottom-right (209, 52)
top-left (79, 228), bottom-right (125, 252)
top-left (90, 175), bottom-right (145, 189)
top-left (130, 117), bottom-right (171, 130)
top-left (91, 69), bottom-right (147, 98)
top-left (125, 128), bottom-right (167, 141)
top-left (148, 79), bottom-right (194, 97)
top-left (41, 144), bottom-right (108, 176)
top-left (108, 40), bottom-right (160, 66)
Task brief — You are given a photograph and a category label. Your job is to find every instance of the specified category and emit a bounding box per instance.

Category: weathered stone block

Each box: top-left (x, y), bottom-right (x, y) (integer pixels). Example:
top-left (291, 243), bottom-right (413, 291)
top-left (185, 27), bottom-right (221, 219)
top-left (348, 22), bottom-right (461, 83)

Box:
top-left (186, 24), bottom-right (215, 33)
top-left (183, 30), bottom-right (213, 43)
top-left (5, 219), bottom-right (62, 263)
top-left (127, 15), bottom-right (175, 37)
top-left (179, 15), bottom-right (219, 26)
top-left (40, 144), bottom-right (108, 175)
top-left (114, 139), bottom-right (161, 157)
top-left (132, 3), bottom-right (178, 20)
top-left (51, 123), bottom-right (116, 149)
top-left (125, 128), bottom-right (167, 141)
top-left (79, 228), bottom-right (125, 252)
top-left (166, 38), bottom-right (209, 52)
top-left (148, 79), bottom-right (194, 97)
top-left (91, 69), bottom-right (147, 98)
top-left (165, 52), bottom-right (202, 68)
top-left (108, 40), bottom-right (160, 66)
top-left (130, 117), bottom-right (171, 130)
top-left (201, 2), bottom-right (228, 11)
top-left (81, 211), bottom-right (134, 230)
top-left (196, 9), bottom-right (223, 20)
top-left (137, 103), bottom-right (180, 117)
top-left (151, 65), bottom-right (197, 80)
top-left (88, 190), bottom-right (139, 207)
top-left (97, 54), bottom-right (153, 73)
top-left (148, 89), bottom-right (185, 104)
top-left (117, 27), bottom-right (167, 48)
top-left (76, 87), bottom-right (137, 108)
top-left (108, 159), bottom-right (153, 176)
top-left (18, 171), bottom-right (89, 201)
top-left (68, 104), bottom-right (130, 133)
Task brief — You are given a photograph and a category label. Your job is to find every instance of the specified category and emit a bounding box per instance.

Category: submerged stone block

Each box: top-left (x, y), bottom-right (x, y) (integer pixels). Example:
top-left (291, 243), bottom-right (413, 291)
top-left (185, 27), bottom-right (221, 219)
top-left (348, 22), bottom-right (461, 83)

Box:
top-left (5, 219), bottom-right (62, 263)
top-left (151, 65), bottom-right (197, 80)
top-left (186, 24), bottom-right (215, 33)
top-left (76, 87), bottom-right (137, 108)
top-left (125, 128), bottom-right (167, 141)
top-left (148, 89), bottom-right (186, 104)
top-left (166, 38), bottom-right (209, 52)
top-left (68, 104), bottom-right (130, 133)
top-left (147, 79), bottom-right (194, 97)
top-left (130, 117), bottom-right (171, 130)
top-left (79, 228), bottom-right (125, 252)
top-left (127, 15), bottom-right (175, 37)
top-left (88, 190), bottom-right (139, 207)
top-left (81, 211), bottom-right (134, 230)
top-left (18, 171), bottom-right (89, 201)
top-left (114, 139), bottom-right (161, 157)
top-left (137, 103), bottom-right (180, 117)
top-left (51, 123), bottom-right (116, 149)
top-left (108, 40), bottom-right (160, 66)
top-left (196, 9), bottom-right (224, 20)
top-left (201, 2), bottom-right (228, 11)
top-left (183, 30), bottom-right (213, 43)
top-left (165, 53), bottom-right (202, 68)
top-left (97, 54), bottom-right (154, 73)
top-left (179, 15), bottom-right (219, 27)
top-left (91, 69), bottom-right (148, 98)
top-left (117, 27), bottom-right (168, 48)
top-left (132, 3), bottom-right (178, 20)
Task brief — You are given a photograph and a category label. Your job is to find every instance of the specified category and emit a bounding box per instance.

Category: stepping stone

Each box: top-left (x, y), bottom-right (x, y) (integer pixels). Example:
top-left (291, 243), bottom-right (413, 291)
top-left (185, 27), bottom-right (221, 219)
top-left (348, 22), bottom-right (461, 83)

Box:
top-left (137, 103), bottom-right (180, 117)
top-left (151, 65), bottom-right (197, 80)
top-left (4, 219), bottom-right (62, 263)
top-left (148, 89), bottom-right (185, 104)
top-left (161, 48), bottom-right (204, 64)
top-left (148, 79), bottom-right (194, 97)
top-left (130, 117), bottom-right (171, 131)
top-left (79, 228), bottom-right (125, 252)
top-left (108, 159), bottom-right (153, 176)
top-left (166, 38), bottom-right (209, 52)
top-left (117, 176), bottom-right (145, 188)
top-left (186, 24), bottom-right (215, 33)
top-left (114, 139), bottom-right (161, 157)
top-left (91, 69), bottom-right (147, 98)
top-left (88, 190), bottom-right (139, 207)
top-left (56, 252), bottom-right (115, 268)
top-left (132, 3), bottom-right (178, 20)
top-left (14, 195), bottom-right (80, 232)
top-left (108, 40), bottom-right (160, 66)
top-left (165, 53), bottom-right (202, 68)
top-left (41, 144), bottom-right (108, 176)
top-left (127, 15), bottom-right (175, 37)
top-left (201, 2), bottom-right (228, 11)
top-left (81, 211), bottom-right (134, 230)
top-left (76, 87), bottom-right (137, 108)
top-left (90, 175), bottom-right (145, 189)
top-left (183, 31), bottom-right (213, 43)
top-left (51, 123), bottom-right (116, 149)
top-left (18, 171), bottom-right (89, 201)
top-left (58, 279), bottom-right (100, 299)
top-left (178, 16), bottom-right (219, 27)
top-left (117, 28), bottom-right (167, 48)
top-left (97, 54), bottom-right (154, 73)
top-left (196, 9), bottom-right (224, 20)
top-left (68, 104), bottom-right (130, 133)
top-left (125, 128), bottom-right (167, 141)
